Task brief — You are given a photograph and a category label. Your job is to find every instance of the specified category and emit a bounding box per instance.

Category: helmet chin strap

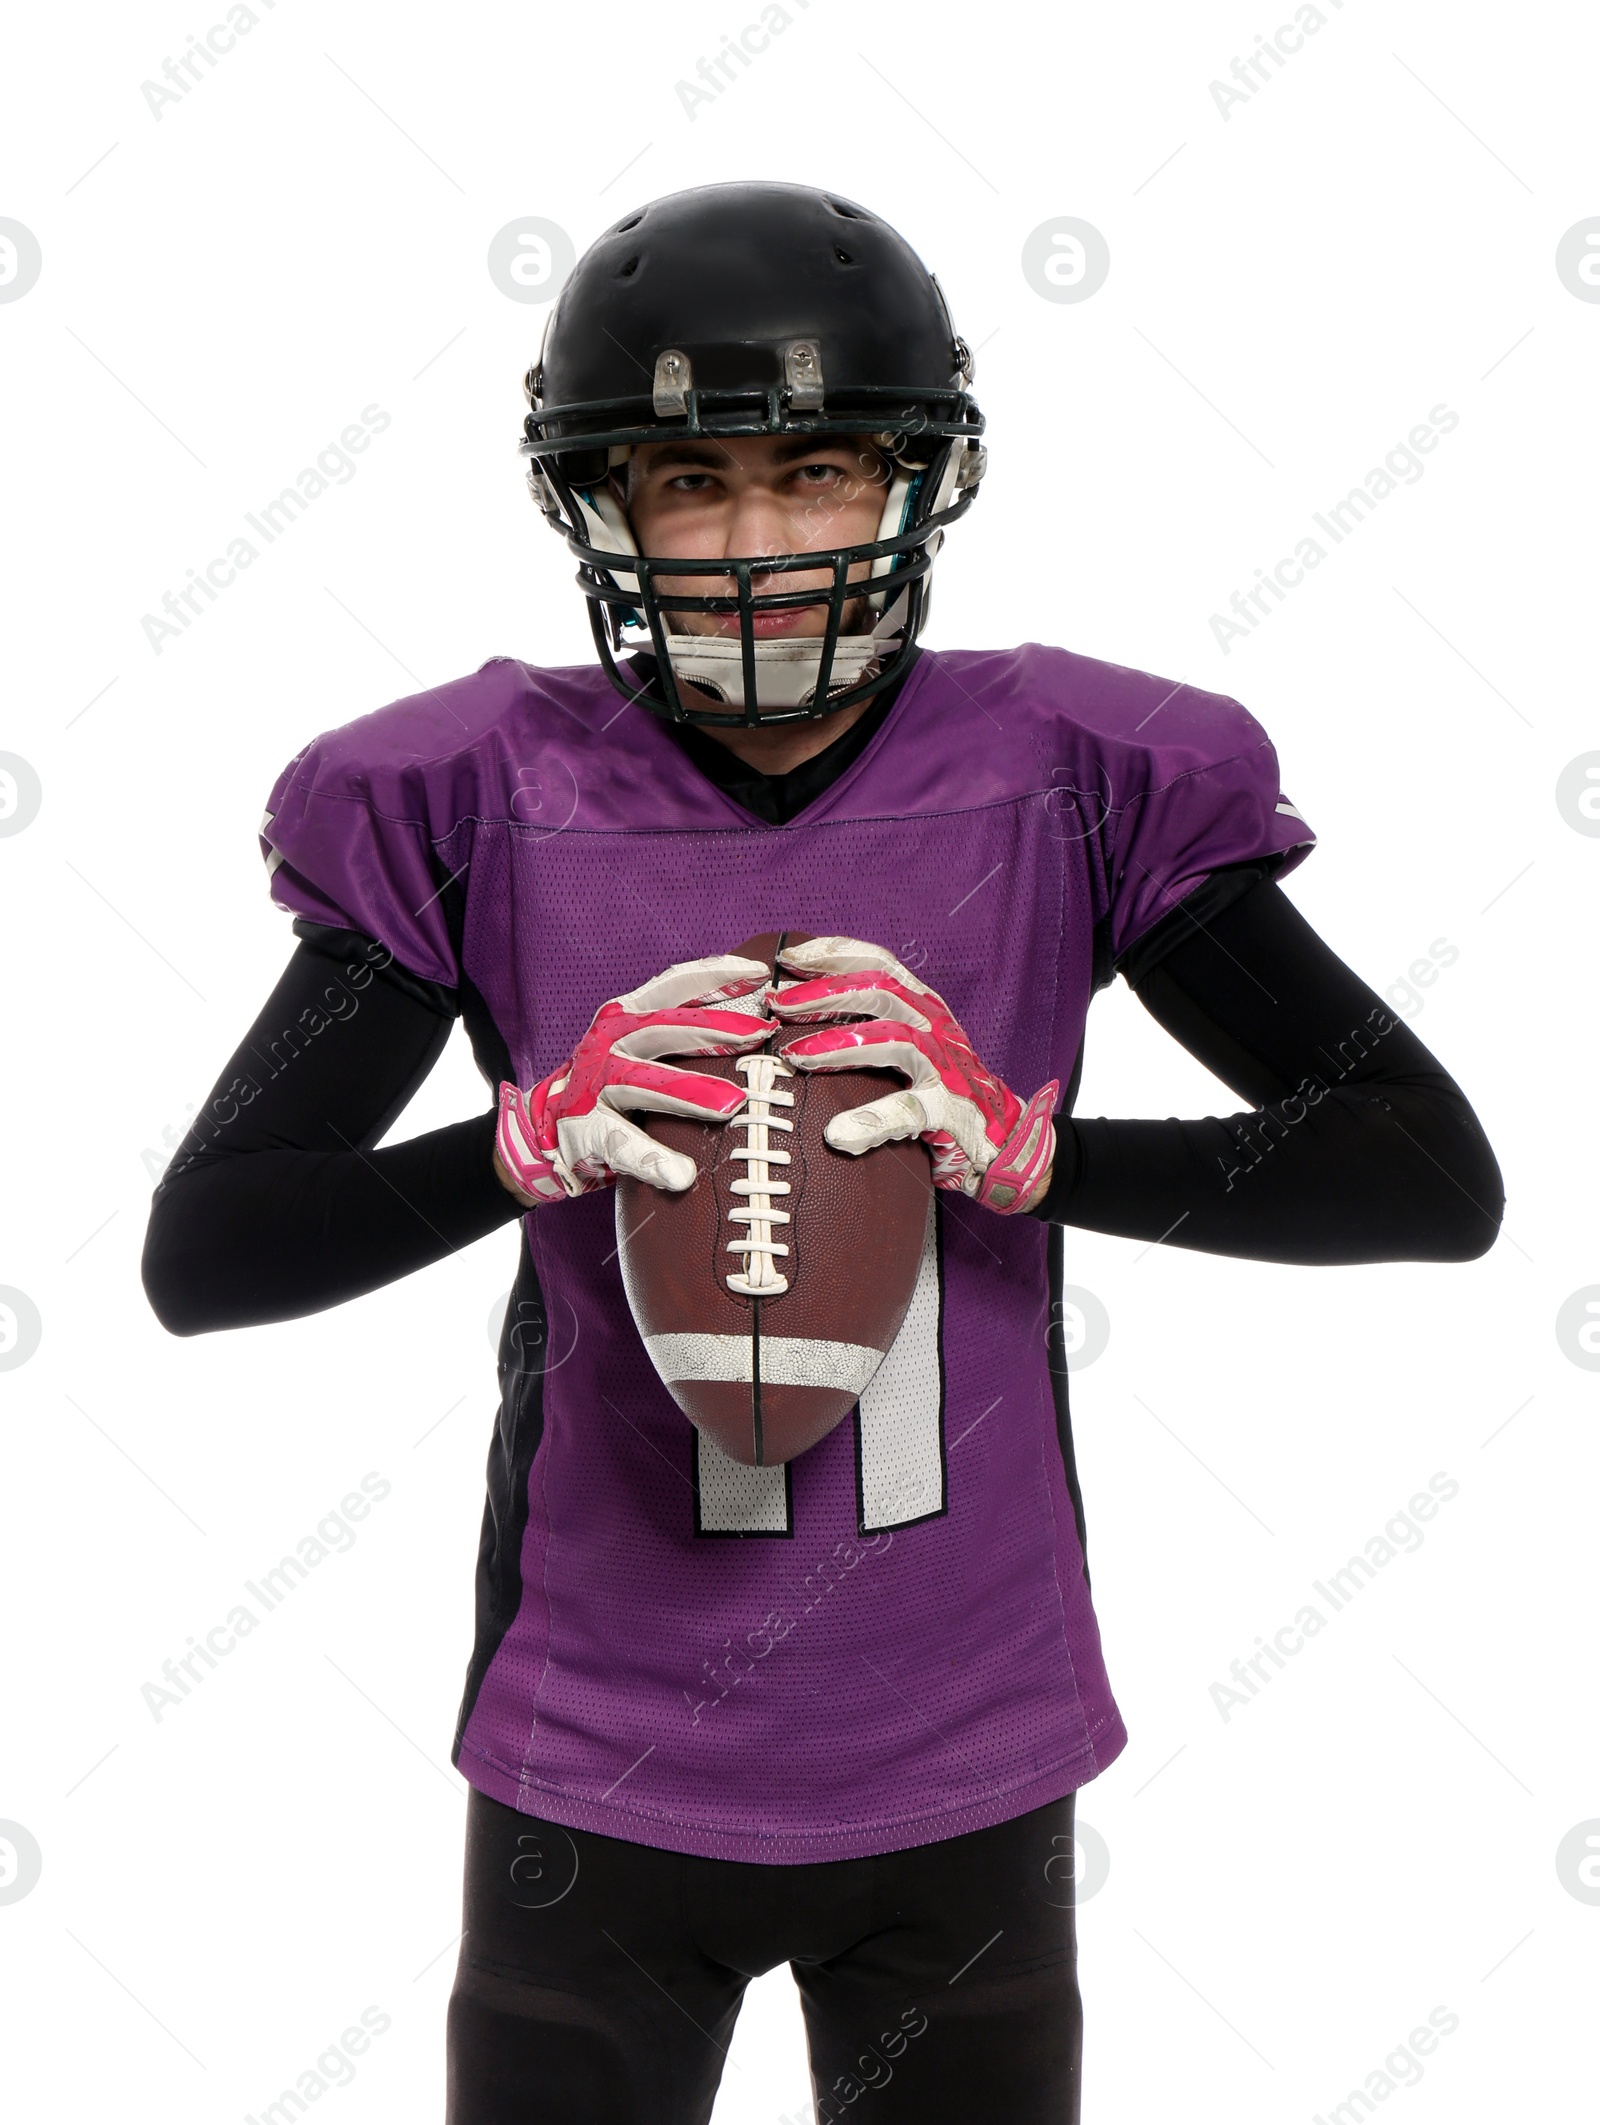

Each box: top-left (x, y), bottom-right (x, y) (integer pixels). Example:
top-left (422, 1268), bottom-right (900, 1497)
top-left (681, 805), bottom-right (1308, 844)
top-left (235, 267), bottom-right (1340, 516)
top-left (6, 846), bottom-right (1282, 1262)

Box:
top-left (661, 593), bottom-right (910, 709)
top-left (573, 451), bottom-right (934, 710)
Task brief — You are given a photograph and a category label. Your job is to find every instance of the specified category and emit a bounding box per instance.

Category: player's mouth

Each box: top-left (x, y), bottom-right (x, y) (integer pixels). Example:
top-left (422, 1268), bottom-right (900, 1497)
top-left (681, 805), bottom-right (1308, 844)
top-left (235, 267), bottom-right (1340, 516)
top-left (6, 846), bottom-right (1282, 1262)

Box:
top-left (749, 604), bottom-right (827, 637)
top-left (701, 595), bottom-right (867, 639)
top-left (679, 605), bottom-right (832, 640)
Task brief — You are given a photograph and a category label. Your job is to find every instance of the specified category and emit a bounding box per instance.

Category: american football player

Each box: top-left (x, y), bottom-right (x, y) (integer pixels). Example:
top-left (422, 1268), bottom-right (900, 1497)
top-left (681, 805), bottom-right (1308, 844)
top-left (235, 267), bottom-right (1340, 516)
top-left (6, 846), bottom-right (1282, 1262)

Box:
top-left (143, 183), bottom-right (1501, 2125)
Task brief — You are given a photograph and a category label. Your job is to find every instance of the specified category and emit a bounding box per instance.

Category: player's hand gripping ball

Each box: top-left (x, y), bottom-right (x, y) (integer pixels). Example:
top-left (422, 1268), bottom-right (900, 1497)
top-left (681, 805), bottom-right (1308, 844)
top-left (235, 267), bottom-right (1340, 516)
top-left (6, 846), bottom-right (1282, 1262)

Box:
top-left (495, 954), bottom-right (772, 1202)
top-left (768, 937), bottom-right (1059, 1213)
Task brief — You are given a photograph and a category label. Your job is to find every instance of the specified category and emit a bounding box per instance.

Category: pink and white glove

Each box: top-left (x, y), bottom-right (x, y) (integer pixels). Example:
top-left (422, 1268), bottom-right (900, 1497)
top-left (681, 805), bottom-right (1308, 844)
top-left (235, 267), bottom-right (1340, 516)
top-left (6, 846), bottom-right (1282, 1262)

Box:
top-left (496, 954), bottom-right (772, 1203)
top-left (767, 937), bottom-right (1058, 1214)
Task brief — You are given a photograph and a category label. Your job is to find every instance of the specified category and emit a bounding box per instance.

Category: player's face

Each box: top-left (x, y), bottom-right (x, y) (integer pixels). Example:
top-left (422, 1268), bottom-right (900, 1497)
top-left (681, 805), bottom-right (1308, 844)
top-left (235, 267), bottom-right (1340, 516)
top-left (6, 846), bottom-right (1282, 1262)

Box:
top-left (623, 433), bottom-right (889, 638)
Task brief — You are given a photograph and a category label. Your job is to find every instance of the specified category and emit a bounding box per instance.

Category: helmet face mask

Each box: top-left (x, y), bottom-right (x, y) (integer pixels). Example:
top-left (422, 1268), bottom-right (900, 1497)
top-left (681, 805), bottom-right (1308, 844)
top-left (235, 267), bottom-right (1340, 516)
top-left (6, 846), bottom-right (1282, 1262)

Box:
top-left (519, 183), bottom-right (986, 729)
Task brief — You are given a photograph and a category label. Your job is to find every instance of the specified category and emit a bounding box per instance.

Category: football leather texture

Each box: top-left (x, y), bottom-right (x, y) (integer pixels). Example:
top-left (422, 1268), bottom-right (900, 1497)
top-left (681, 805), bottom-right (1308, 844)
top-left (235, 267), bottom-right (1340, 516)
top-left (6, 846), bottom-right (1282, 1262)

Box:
top-left (617, 931), bottom-right (931, 1467)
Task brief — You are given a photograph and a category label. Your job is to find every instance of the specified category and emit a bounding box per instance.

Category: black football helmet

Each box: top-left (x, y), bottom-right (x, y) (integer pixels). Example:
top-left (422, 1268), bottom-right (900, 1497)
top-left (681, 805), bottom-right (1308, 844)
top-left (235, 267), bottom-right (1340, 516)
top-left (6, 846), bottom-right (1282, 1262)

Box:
top-left (520, 182), bottom-right (986, 727)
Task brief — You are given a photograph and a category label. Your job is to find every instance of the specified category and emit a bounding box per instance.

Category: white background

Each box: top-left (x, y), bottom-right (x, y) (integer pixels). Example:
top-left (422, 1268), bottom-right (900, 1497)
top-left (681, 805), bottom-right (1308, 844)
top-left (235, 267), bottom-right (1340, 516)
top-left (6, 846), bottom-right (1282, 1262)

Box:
top-left (2, 1), bottom-right (1596, 2119)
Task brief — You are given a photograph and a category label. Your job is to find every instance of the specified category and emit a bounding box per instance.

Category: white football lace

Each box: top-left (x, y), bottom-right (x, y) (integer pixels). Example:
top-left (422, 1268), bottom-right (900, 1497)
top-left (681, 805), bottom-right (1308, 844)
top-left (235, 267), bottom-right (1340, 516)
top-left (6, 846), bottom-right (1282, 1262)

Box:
top-left (726, 1051), bottom-right (794, 1295)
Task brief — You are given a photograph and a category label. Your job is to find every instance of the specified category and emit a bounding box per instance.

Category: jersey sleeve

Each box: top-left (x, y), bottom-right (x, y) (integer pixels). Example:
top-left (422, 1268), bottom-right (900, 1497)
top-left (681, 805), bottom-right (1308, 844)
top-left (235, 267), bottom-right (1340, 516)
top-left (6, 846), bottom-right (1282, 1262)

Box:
top-left (1096, 683), bottom-right (1314, 968)
top-left (258, 726), bottom-right (463, 994)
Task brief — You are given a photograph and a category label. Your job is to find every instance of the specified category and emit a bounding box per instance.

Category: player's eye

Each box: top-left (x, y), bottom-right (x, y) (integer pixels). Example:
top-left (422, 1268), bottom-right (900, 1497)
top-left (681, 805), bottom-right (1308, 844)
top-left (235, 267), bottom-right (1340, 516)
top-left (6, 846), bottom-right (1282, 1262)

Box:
top-left (665, 471), bottom-right (716, 492)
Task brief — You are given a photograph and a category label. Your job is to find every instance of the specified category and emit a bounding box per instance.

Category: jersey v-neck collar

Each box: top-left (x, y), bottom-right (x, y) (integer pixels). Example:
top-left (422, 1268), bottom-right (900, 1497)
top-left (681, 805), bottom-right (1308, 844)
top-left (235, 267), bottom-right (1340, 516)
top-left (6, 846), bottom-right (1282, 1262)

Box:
top-left (624, 650), bottom-right (933, 831)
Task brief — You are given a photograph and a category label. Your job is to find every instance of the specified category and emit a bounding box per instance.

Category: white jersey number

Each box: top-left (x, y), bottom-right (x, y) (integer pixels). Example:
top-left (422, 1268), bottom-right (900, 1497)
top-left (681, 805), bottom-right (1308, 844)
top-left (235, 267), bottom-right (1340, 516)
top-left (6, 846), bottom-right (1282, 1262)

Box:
top-left (694, 1195), bottom-right (946, 1536)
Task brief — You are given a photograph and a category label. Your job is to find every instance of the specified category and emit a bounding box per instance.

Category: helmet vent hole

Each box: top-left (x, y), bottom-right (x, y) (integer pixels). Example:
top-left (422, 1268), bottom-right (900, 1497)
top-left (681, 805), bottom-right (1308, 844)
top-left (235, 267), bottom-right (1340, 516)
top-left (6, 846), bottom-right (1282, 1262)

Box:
top-left (825, 198), bottom-right (865, 220)
top-left (615, 214), bottom-right (643, 232)
top-left (834, 247), bottom-right (854, 264)
top-left (618, 255), bottom-right (639, 277)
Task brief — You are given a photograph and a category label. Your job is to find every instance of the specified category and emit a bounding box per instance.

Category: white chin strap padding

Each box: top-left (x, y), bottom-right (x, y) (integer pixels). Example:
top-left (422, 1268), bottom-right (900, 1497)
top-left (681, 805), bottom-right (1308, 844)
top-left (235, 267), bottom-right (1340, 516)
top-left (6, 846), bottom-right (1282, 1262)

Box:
top-left (664, 630), bottom-right (885, 710)
top-left (861, 436), bottom-right (975, 614)
top-left (865, 466), bottom-right (915, 613)
top-left (575, 481), bottom-right (642, 595)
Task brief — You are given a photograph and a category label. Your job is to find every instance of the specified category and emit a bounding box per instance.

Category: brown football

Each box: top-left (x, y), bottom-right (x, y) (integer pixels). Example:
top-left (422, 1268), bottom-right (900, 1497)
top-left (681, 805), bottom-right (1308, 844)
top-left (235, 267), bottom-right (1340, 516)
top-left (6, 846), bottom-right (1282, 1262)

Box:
top-left (616, 931), bottom-right (932, 1467)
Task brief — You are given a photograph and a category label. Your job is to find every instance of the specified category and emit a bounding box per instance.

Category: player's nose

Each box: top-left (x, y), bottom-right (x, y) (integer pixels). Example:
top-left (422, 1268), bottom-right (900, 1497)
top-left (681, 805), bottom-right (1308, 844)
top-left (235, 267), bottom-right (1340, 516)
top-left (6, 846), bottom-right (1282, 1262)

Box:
top-left (721, 482), bottom-right (816, 566)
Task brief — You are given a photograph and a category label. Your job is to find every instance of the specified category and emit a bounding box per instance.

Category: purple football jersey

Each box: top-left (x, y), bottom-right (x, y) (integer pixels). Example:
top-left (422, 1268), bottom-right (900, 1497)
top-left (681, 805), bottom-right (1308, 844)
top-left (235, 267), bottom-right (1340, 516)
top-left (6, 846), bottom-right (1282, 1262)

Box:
top-left (260, 643), bottom-right (1313, 1862)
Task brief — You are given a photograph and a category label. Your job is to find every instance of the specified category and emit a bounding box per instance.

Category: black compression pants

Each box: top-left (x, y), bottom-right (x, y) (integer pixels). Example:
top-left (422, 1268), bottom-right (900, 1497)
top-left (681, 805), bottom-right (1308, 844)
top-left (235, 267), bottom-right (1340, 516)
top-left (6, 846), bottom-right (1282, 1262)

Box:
top-left (447, 1786), bottom-right (1083, 2124)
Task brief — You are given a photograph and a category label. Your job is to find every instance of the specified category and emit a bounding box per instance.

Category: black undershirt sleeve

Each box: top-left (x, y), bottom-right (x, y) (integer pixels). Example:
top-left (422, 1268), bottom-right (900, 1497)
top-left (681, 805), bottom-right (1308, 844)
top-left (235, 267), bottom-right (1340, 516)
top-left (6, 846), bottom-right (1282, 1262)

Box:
top-left (1030, 876), bottom-right (1504, 1264)
top-left (141, 935), bottom-right (525, 1336)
